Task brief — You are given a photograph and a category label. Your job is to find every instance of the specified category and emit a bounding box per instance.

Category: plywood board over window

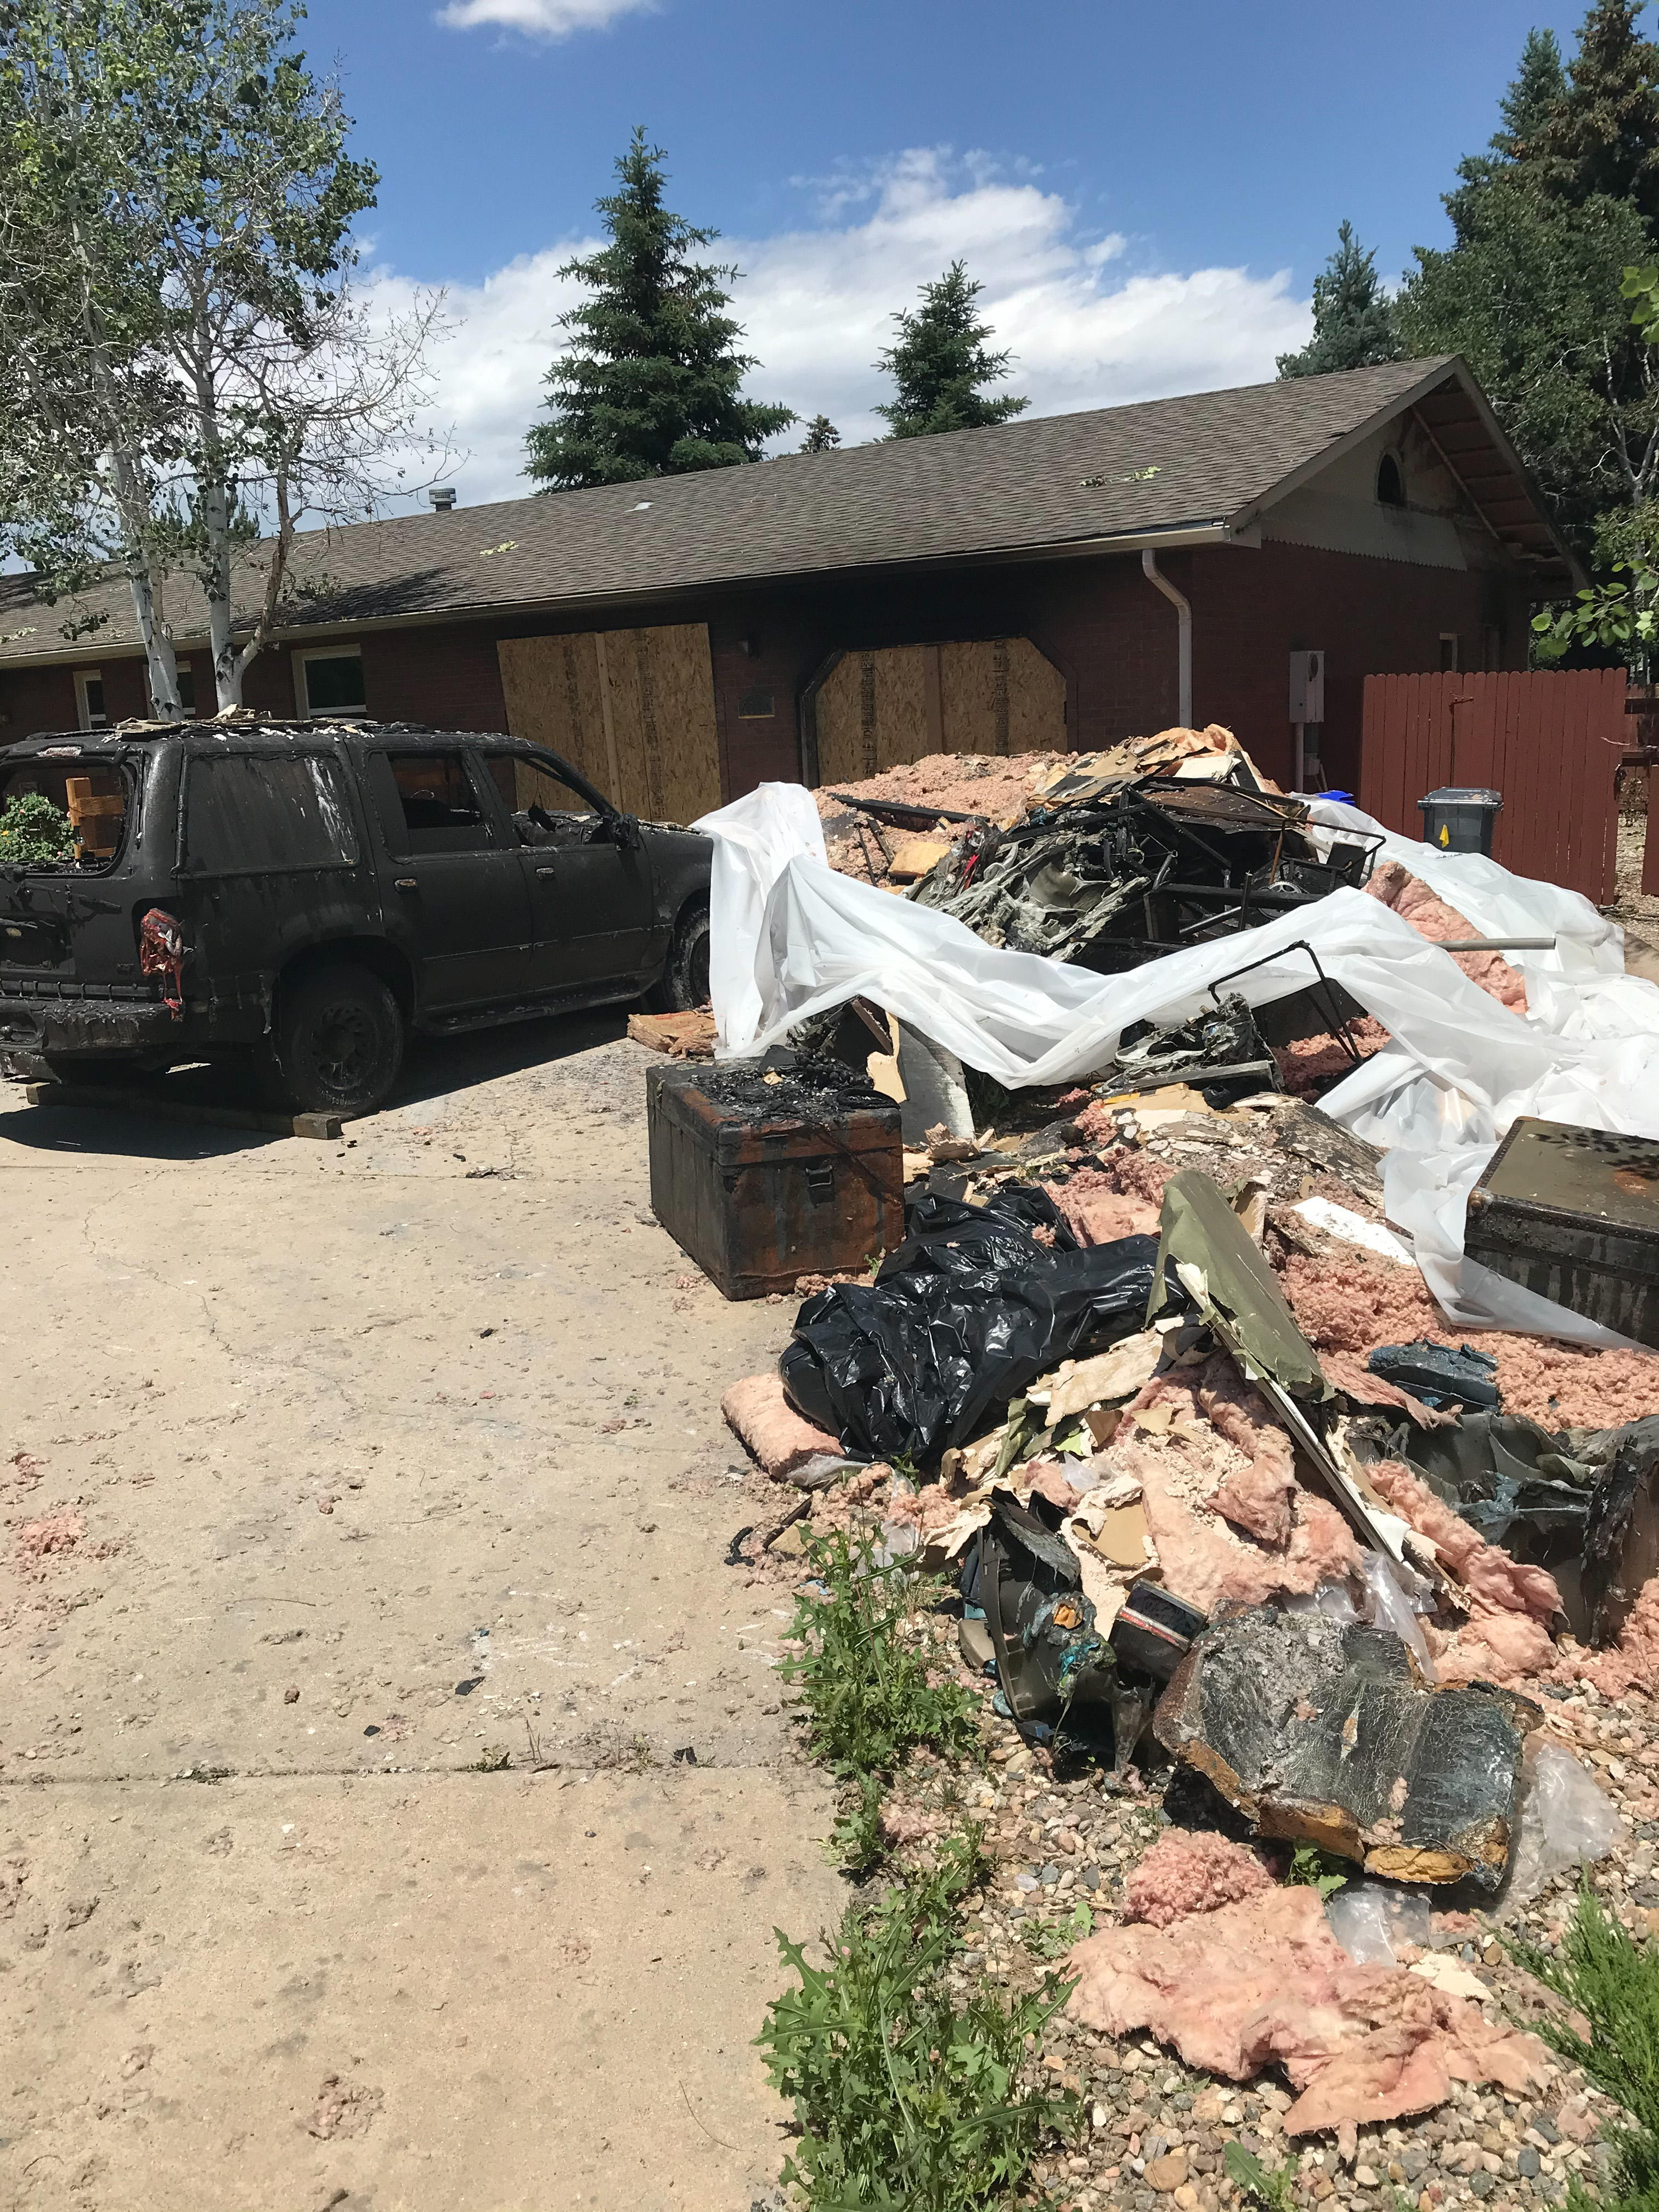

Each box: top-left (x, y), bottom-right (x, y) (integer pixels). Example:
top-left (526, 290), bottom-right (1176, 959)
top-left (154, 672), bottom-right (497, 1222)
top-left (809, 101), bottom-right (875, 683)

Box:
top-left (496, 623), bottom-right (722, 823)
top-left (811, 638), bottom-right (1065, 787)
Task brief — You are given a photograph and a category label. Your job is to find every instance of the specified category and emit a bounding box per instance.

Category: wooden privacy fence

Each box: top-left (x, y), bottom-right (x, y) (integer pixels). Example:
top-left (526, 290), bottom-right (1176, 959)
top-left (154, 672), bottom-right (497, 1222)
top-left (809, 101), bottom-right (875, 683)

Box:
top-left (1358, 669), bottom-right (1627, 904)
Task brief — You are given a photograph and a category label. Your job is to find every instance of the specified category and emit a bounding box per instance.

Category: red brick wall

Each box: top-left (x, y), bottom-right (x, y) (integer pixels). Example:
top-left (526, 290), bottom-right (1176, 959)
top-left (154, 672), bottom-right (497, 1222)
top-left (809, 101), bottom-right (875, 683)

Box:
top-left (0, 540), bottom-right (1532, 804)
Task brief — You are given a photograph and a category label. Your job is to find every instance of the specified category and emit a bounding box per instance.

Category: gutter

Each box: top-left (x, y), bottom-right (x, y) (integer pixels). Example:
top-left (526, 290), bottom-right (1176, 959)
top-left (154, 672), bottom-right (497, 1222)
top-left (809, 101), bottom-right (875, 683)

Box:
top-left (1142, 548), bottom-right (1193, 728)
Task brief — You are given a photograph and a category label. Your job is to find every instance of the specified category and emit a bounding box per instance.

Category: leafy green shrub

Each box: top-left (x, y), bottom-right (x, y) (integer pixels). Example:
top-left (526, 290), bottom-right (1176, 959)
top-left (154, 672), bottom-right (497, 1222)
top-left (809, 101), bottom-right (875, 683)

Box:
top-left (0, 792), bottom-right (74, 866)
top-left (1507, 1883), bottom-right (1659, 2212)
top-left (758, 1831), bottom-right (1081, 2211)
top-left (780, 1528), bottom-right (981, 1781)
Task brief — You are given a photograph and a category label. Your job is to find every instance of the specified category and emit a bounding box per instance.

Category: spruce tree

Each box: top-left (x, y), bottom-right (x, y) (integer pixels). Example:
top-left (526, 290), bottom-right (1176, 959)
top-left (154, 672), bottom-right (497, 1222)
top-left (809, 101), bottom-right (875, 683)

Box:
top-left (1444, 27), bottom-right (1568, 238)
top-left (1531, 0), bottom-right (1659, 222)
top-left (873, 263), bottom-right (1028, 439)
top-left (1277, 223), bottom-right (1403, 379)
top-left (526, 129), bottom-right (793, 491)
top-left (799, 414), bottom-right (840, 453)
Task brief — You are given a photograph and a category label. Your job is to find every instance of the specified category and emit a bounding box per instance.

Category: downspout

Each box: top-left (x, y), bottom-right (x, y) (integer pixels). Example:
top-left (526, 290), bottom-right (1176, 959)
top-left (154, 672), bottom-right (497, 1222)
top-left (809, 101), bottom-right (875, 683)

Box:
top-left (1142, 549), bottom-right (1193, 728)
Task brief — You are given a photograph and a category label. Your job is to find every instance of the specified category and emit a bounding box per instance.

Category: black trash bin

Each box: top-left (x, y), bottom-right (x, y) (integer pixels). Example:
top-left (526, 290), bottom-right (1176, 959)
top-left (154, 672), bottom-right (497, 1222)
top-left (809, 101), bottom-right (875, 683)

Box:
top-left (1418, 786), bottom-right (1502, 856)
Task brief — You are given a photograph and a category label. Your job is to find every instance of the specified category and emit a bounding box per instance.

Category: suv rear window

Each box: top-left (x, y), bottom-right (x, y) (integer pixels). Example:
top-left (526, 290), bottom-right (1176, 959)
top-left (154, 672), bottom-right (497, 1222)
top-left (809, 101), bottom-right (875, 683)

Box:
top-left (184, 754), bottom-right (358, 873)
top-left (0, 758), bottom-right (129, 869)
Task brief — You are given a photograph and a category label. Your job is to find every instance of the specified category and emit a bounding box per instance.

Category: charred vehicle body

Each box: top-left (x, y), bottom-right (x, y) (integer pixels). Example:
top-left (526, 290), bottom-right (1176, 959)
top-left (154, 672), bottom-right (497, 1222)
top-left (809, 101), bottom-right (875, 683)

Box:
top-left (0, 720), bottom-right (712, 1115)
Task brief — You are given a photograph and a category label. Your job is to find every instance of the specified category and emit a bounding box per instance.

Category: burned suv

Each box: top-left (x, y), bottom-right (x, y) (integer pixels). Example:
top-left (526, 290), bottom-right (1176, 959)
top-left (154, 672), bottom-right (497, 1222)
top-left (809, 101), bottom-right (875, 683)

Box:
top-left (0, 719), bottom-right (713, 1116)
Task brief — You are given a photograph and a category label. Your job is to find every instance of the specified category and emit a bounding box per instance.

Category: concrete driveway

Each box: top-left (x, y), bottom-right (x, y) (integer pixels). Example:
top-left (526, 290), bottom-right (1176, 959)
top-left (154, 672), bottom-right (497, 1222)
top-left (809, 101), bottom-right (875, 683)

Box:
top-left (0, 1016), bottom-right (839, 2212)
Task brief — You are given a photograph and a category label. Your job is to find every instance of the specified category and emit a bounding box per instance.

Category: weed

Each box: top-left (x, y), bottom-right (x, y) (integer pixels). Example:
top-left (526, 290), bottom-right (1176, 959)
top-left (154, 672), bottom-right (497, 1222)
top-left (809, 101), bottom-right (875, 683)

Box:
top-left (1286, 1842), bottom-right (1348, 1899)
top-left (1506, 1882), bottom-right (1659, 2212)
top-left (831, 1773), bottom-right (887, 1878)
top-left (759, 1831), bottom-right (1079, 2211)
top-left (627, 1730), bottom-right (658, 1773)
top-left (781, 1527), bottom-right (980, 1783)
top-left (1022, 1900), bottom-right (1093, 1962)
top-left (465, 1743), bottom-right (512, 1772)
top-left (1224, 2141), bottom-right (1301, 2212)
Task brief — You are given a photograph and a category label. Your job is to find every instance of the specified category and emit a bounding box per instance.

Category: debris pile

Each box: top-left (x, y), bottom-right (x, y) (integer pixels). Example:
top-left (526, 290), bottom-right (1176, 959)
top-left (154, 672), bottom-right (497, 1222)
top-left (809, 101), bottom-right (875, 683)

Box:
top-left (679, 738), bottom-right (1659, 2180)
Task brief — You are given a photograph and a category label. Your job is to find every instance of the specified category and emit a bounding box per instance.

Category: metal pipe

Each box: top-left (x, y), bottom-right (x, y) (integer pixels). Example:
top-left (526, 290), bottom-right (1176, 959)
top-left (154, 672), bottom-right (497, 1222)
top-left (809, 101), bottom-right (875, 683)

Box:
top-left (1438, 935), bottom-right (1556, 952)
top-left (1142, 548), bottom-right (1193, 728)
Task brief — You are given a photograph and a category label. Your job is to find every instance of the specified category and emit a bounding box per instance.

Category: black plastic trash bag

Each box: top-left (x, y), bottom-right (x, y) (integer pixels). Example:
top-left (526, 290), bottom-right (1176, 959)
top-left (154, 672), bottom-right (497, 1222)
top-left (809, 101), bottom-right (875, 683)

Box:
top-left (778, 1183), bottom-right (1166, 1464)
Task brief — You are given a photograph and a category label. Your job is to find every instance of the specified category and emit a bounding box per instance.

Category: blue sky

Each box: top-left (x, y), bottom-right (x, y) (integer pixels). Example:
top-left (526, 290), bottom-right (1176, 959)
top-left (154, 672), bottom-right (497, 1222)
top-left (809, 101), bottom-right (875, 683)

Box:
top-left (296, 0), bottom-right (1597, 506)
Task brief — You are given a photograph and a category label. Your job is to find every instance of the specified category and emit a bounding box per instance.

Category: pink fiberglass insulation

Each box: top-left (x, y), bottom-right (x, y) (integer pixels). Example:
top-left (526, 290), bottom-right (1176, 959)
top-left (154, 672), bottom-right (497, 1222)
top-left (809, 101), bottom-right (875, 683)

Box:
top-left (1122, 1828), bottom-right (1274, 1927)
top-left (1278, 1250), bottom-right (1659, 1429)
top-left (1429, 1607), bottom-right (1560, 1689)
top-left (1046, 1169), bottom-right (1161, 1246)
top-left (1065, 1884), bottom-right (1549, 2136)
top-left (721, 1374), bottom-right (840, 1479)
top-left (1365, 860), bottom-right (1527, 1011)
top-left (1055, 1139), bottom-right (1176, 1205)
top-left (1572, 1575), bottom-right (1659, 1698)
top-left (1274, 1019), bottom-right (1392, 1101)
top-left (1367, 1460), bottom-right (1561, 1620)
top-left (1102, 1356), bottom-right (1361, 1614)
top-left (1198, 1361), bottom-right (1299, 1546)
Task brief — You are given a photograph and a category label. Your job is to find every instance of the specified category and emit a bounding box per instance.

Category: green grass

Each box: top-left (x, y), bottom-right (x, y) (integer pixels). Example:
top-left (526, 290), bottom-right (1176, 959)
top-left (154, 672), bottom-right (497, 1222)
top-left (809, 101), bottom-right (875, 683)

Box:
top-left (1022, 1899), bottom-right (1093, 1962)
top-left (1507, 1883), bottom-right (1659, 2212)
top-left (780, 1527), bottom-right (981, 1870)
top-left (758, 1831), bottom-right (1081, 2212)
top-left (1223, 2141), bottom-right (1301, 2212)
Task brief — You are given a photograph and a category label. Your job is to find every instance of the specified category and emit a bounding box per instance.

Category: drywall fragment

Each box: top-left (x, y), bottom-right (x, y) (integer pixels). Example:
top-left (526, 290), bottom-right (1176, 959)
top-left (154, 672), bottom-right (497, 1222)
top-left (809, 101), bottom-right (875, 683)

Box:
top-left (1154, 1606), bottom-right (1539, 1890)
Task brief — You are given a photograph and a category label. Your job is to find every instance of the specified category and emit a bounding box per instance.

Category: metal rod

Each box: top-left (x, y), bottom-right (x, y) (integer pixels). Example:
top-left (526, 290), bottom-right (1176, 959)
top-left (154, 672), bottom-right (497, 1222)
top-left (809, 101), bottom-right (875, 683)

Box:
top-left (826, 791), bottom-right (984, 828)
top-left (1438, 936), bottom-right (1556, 952)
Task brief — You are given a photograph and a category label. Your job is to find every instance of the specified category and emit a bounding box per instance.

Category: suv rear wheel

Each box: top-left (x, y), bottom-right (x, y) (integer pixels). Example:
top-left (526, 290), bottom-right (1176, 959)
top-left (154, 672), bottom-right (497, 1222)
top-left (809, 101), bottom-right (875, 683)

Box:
top-left (265, 962), bottom-right (405, 1117)
top-left (645, 901), bottom-right (710, 1013)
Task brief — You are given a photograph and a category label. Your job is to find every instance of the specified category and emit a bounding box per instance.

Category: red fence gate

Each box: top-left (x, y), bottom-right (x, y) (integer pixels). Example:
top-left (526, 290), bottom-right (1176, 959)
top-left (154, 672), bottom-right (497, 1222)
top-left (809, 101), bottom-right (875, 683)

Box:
top-left (1358, 669), bottom-right (1627, 903)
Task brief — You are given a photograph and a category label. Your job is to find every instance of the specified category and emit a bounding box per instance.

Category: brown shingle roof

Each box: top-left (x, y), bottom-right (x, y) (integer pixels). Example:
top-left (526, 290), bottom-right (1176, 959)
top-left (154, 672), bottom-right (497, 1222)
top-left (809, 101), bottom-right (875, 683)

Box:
top-left (0, 357), bottom-right (1566, 664)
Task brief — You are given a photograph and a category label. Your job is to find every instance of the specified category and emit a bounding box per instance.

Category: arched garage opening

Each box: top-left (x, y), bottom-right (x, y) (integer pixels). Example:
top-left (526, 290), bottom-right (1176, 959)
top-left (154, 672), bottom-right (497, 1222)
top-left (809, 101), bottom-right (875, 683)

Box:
top-left (805, 637), bottom-right (1066, 786)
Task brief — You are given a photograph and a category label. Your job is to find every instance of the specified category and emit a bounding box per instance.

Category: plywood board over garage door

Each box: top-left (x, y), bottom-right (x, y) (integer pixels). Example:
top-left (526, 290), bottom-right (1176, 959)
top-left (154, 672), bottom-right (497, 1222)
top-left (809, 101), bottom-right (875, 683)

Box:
top-left (497, 624), bottom-right (723, 822)
top-left (811, 638), bottom-right (1066, 787)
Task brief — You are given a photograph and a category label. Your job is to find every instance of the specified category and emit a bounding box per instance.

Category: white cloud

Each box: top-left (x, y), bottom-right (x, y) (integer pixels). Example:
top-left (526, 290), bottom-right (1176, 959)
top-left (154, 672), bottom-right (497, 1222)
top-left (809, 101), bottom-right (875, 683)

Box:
top-left (367, 149), bottom-right (1313, 510)
top-left (436, 0), bottom-right (652, 37)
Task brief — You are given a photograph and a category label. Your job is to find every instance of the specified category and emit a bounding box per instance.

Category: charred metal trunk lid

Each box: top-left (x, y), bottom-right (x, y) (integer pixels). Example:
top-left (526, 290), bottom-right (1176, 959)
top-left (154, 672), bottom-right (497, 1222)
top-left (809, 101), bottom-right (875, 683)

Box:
top-left (1465, 1116), bottom-right (1659, 1347)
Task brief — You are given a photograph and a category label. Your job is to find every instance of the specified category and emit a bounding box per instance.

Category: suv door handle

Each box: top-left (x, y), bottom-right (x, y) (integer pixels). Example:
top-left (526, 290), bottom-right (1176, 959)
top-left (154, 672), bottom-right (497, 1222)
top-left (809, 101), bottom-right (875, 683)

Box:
top-left (394, 877), bottom-right (417, 890)
top-left (535, 865), bottom-right (557, 878)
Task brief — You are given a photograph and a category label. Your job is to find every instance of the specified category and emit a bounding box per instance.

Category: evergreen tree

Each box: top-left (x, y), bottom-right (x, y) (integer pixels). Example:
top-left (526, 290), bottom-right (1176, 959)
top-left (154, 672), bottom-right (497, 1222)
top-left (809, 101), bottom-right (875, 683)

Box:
top-left (874, 263), bottom-right (1028, 439)
top-left (526, 129), bottom-right (793, 491)
top-left (799, 414), bottom-right (840, 453)
top-left (1531, 0), bottom-right (1659, 223)
top-left (1444, 27), bottom-right (1567, 238)
top-left (1277, 222), bottom-right (1403, 378)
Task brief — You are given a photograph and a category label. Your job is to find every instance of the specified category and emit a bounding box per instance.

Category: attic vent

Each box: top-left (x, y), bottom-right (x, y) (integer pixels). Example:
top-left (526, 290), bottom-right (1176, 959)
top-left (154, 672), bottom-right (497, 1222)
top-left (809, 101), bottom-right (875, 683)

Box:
top-left (737, 689), bottom-right (775, 720)
top-left (1376, 452), bottom-right (1406, 509)
top-left (428, 487), bottom-right (457, 512)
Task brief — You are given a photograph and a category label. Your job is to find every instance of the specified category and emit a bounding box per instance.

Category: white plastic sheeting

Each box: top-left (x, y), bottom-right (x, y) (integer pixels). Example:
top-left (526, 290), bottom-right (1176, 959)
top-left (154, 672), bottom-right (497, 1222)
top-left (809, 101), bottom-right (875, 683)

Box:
top-left (695, 782), bottom-right (1659, 1341)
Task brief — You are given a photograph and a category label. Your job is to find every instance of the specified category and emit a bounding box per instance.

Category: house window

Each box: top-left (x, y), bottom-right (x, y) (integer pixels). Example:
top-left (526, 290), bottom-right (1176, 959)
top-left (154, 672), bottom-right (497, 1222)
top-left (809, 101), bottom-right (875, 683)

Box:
top-left (737, 689), bottom-right (776, 720)
top-left (294, 646), bottom-right (368, 718)
top-left (1440, 633), bottom-right (1460, 673)
top-left (74, 669), bottom-right (107, 731)
top-left (1376, 452), bottom-right (1406, 509)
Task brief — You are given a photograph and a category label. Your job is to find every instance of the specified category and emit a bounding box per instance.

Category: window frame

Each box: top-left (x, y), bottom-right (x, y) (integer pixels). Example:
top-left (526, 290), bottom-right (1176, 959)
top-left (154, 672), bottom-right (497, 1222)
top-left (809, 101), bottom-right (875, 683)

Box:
top-left (176, 746), bottom-right (363, 878)
top-left (370, 745), bottom-right (505, 857)
top-left (292, 644), bottom-right (369, 720)
top-left (1439, 632), bottom-right (1461, 674)
top-left (74, 668), bottom-right (107, 732)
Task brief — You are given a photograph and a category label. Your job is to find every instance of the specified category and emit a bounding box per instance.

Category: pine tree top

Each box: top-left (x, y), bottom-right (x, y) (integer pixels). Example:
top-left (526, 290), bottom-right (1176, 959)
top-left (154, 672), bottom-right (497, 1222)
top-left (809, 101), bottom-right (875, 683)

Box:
top-left (525, 128), bottom-right (793, 492)
top-left (1496, 26), bottom-right (1568, 157)
top-left (1277, 222), bottom-right (1403, 379)
top-left (1531, 0), bottom-right (1659, 221)
top-left (874, 262), bottom-right (1029, 439)
top-left (800, 414), bottom-right (840, 453)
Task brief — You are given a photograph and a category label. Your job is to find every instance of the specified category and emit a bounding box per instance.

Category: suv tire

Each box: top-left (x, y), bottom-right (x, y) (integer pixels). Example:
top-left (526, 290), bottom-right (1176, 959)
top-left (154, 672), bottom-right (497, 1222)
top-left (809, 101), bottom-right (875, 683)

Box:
top-left (645, 901), bottom-right (710, 1013)
top-left (266, 962), bottom-right (404, 1117)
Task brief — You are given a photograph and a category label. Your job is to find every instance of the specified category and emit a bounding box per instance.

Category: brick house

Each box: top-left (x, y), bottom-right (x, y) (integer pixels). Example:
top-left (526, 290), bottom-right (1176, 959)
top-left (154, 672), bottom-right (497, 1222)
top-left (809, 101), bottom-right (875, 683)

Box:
top-left (0, 355), bottom-right (1577, 809)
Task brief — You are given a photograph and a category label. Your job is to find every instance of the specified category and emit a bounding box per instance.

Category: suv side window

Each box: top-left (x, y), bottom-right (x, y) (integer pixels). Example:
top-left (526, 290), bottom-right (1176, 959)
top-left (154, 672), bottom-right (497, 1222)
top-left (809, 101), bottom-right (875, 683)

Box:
top-left (479, 751), bottom-right (601, 845)
top-left (183, 753), bottom-right (358, 873)
top-left (374, 751), bottom-right (497, 854)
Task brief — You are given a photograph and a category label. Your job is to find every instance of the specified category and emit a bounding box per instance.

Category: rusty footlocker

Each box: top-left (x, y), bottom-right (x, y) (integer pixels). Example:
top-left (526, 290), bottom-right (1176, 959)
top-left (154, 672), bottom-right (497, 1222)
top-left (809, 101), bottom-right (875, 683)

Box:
top-left (1464, 1116), bottom-right (1659, 1346)
top-left (646, 1059), bottom-right (906, 1300)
